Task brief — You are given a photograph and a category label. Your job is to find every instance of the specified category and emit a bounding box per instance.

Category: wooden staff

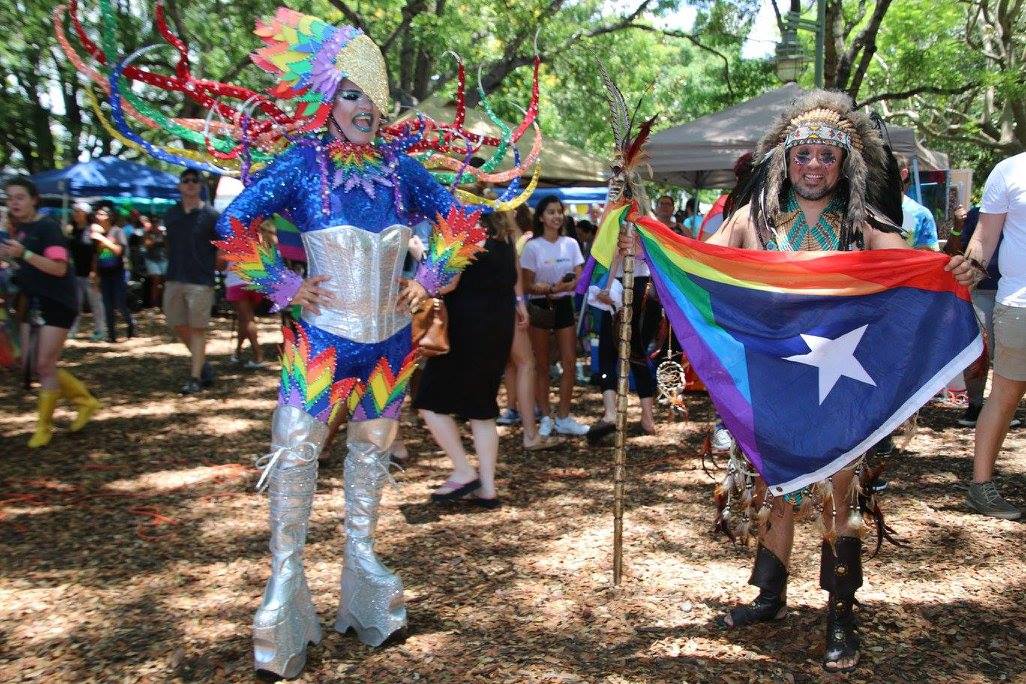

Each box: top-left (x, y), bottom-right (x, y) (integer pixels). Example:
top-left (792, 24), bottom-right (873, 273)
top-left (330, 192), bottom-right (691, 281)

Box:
top-left (613, 213), bottom-right (635, 585)
top-left (612, 179), bottom-right (649, 585)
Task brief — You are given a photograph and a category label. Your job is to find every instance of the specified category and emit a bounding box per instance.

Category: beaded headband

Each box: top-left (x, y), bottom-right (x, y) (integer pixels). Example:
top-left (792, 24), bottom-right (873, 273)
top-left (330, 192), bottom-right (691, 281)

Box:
top-left (784, 123), bottom-right (852, 151)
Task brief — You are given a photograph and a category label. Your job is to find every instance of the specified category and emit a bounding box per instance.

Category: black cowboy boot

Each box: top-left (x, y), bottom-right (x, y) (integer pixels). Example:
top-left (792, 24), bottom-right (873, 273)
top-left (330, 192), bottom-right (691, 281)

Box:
top-left (821, 536), bottom-right (863, 672)
top-left (722, 544), bottom-right (788, 627)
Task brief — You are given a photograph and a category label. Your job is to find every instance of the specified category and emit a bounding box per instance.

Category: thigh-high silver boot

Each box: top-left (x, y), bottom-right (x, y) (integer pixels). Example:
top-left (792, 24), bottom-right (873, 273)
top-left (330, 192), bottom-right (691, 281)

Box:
top-left (334, 417), bottom-right (407, 646)
top-left (252, 406), bottom-right (327, 678)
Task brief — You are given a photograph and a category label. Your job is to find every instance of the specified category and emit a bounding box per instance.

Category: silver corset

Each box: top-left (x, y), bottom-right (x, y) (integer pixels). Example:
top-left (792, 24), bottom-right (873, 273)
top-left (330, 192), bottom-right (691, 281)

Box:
top-left (301, 224), bottom-right (412, 344)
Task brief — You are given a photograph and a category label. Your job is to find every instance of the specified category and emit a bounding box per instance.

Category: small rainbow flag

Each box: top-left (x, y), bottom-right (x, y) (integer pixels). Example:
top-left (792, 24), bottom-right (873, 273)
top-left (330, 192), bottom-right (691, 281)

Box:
top-left (576, 202), bottom-right (630, 292)
top-left (271, 213), bottom-right (306, 262)
top-left (628, 211), bottom-right (982, 494)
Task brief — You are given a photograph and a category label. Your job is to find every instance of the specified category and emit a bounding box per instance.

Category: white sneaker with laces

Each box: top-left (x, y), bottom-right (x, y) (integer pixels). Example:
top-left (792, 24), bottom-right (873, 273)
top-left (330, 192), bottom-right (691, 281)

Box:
top-left (538, 415), bottom-right (554, 437)
top-left (711, 424), bottom-right (733, 452)
top-left (554, 415), bottom-right (590, 436)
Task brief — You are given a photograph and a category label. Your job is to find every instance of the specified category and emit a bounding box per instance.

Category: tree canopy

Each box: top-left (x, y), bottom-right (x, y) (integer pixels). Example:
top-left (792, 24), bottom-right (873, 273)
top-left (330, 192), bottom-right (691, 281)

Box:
top-left (0, 0), bottom-right (1021, 185)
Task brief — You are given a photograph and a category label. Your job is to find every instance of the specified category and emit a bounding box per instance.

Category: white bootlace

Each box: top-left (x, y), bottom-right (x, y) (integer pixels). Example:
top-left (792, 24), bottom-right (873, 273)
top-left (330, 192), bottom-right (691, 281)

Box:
top-left (254, 441), bottom-right (320, 491)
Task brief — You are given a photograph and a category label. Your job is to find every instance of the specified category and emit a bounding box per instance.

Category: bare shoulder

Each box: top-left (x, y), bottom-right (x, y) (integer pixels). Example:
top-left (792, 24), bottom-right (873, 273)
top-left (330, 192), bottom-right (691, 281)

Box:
top-left (711, 203), bottom-right (759, 249)
top-left (862, 223), bottom-right (907, 250)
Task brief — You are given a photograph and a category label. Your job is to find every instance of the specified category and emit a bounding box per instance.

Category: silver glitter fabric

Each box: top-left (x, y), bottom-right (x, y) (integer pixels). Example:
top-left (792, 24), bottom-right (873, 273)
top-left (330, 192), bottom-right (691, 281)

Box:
top-left (252, 406), bottom-right (328, 678)
top-left (301, 224), bottom-right (412, 343)
top-left (334, 418), bottom-right (406, 646)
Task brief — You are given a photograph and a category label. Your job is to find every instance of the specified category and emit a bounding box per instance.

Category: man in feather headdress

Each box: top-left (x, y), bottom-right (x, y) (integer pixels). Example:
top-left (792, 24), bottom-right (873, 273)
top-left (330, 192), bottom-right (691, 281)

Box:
top-left (704, 90), bottom-right (978, 672)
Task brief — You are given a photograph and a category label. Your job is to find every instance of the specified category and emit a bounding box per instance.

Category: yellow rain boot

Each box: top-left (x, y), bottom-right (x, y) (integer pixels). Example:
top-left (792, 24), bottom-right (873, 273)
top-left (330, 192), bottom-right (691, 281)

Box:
top-left (28, 390), bottom-right (60, 448)
top-left (57, 369), bottom-right (101, 432)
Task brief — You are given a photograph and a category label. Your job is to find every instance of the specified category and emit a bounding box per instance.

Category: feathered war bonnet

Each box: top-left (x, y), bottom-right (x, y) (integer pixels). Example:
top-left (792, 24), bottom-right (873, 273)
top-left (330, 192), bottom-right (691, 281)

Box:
top-left (744, 90), bottom-right (902, 250)
top-left (251, 7), bottom-right (391, 132)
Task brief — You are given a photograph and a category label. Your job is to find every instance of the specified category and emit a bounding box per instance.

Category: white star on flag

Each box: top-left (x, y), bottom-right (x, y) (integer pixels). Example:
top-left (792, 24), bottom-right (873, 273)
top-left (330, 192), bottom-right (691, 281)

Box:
top-left (783, 325), bottom-right (876, 404)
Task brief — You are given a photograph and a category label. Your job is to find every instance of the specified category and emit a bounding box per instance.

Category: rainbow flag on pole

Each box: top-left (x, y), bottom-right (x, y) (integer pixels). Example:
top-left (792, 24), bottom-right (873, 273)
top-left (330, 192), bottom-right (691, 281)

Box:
top-left (576, 202), bottom-right (630, 291)
top-left (623, 211), bottom-right (981, 494)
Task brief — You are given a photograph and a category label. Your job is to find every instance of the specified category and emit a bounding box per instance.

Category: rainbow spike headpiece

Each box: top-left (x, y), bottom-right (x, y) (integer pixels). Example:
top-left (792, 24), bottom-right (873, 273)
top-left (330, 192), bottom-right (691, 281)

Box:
top-left (252, 7), bottom-right (391, 132)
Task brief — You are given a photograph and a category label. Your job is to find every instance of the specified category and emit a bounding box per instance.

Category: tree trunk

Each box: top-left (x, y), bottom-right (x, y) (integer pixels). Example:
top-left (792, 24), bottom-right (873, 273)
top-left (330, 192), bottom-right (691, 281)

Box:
top-left (824, 0), bottom-right (844, 88)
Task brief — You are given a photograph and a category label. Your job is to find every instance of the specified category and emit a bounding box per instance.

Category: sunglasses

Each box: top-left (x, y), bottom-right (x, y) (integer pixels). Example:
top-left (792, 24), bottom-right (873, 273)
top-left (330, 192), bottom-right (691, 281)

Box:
top-left (336, 89), bottom-right (371, 104)
top-left (791, 150), bottom-right (841, 167)
top-left (180, 177), bottom-right (201, 184)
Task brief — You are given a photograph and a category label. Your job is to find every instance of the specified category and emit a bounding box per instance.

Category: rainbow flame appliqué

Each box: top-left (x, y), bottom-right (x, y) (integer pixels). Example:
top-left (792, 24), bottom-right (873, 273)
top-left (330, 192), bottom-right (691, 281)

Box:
top-left (415, 206), bottom-right (486, 294)
top-left (352, 351), bottom-right (419, 421)
top-left (214, 216), bottom-right (303, 311)
top-left (279, 323), bottom-right (338, 422)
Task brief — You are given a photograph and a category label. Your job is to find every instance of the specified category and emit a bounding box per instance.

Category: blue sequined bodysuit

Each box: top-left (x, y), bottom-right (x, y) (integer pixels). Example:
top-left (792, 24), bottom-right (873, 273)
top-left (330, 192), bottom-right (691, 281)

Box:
top-left (215, 136), bottom-right (463, 423)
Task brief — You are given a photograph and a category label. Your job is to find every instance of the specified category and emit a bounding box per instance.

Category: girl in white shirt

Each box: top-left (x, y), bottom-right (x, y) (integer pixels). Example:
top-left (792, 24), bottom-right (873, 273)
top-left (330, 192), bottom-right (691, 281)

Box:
top-left (519, 197), bottom-right (589, 436)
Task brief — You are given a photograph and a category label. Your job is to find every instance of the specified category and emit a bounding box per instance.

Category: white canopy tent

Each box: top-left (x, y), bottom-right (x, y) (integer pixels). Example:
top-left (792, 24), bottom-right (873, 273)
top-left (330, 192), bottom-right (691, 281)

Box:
top-left (647, 83), bottom-right (948, 189)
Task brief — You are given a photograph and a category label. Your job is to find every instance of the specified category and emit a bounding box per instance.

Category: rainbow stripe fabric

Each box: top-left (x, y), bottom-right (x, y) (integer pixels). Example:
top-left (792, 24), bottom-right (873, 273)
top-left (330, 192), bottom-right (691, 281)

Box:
top-left (271, 213), bottom-right (306, 262)
top-left (576, 202), bottom-right (629, 291)
top-left (627, 212), bottom-right (982, 494)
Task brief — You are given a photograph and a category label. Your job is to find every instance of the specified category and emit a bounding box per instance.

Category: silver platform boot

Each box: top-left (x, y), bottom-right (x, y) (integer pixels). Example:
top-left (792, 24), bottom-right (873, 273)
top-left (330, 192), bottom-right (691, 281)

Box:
top-left (334, 417), bottom-right (407, 646)
top-left (252, 406), bottom-right (327, 678)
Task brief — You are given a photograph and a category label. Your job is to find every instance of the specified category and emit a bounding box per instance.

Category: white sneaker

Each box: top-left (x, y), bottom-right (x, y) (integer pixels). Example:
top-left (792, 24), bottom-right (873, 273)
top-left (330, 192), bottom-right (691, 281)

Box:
top-left (554, 415), bottom-right (590, 436)
top-left (538, 415), bottom-right (554, 437)
top-left (711, 423), bottom-right (732, 452)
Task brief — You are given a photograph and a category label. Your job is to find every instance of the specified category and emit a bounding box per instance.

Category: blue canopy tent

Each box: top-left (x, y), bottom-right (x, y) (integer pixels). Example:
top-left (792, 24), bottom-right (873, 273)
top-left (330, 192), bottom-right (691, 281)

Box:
top-left (526, 186), bottom-right (608, 208)
top-left (30, 156), bottom-right (181, 201)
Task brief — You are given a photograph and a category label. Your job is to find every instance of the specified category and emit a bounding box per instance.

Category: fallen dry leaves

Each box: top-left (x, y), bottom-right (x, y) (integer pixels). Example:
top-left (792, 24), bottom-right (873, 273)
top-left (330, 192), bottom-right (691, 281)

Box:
top-left (2, 310), bottom-right (1025, 683)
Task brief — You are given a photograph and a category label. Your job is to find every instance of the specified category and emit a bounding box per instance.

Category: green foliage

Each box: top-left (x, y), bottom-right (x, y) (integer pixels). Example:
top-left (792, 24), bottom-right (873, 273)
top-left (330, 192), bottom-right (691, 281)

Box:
top-left (1, 0), bottom-right (1017, 186)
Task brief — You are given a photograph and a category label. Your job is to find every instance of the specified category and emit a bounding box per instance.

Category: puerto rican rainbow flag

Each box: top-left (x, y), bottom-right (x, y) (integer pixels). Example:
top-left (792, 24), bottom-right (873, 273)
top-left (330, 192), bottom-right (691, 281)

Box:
top-left (597, 208), bottom-right (982, 494)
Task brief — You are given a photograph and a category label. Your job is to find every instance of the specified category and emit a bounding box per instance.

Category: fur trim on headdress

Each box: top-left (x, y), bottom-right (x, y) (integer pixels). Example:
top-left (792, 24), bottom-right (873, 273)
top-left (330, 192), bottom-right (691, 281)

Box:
top-left (743, 90), bottom-right (902, 249)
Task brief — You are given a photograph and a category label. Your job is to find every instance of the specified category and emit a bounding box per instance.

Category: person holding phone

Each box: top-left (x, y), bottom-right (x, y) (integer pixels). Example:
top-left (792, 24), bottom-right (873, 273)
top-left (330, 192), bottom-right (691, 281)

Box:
top-left (1, 177), bottom-right (100, 448)
top-left (91, 205), bottom-right (135, 342)
top-left (520, 196), bottom-right (589, 437)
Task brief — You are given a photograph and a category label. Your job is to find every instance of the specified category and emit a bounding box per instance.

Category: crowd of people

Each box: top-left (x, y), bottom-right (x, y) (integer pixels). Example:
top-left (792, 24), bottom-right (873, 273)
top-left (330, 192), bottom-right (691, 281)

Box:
top-left (3, 14), bottom-right (1023, 677)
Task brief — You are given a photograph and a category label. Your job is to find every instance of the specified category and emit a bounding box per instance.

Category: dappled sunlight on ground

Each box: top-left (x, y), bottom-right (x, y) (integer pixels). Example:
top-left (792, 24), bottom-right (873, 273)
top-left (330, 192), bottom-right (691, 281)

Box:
top-left (2, 309), bottom-right (1026, 681)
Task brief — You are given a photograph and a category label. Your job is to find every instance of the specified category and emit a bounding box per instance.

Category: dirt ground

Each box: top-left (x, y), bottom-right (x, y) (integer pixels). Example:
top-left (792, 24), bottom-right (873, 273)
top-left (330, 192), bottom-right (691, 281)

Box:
top-left (2, 310), bottom-right (1025, 684)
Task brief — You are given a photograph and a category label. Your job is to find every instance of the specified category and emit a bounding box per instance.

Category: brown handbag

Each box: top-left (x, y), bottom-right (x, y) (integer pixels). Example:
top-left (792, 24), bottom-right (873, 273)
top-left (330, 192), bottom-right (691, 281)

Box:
top-left (411, 297), bottom-right (450, 356)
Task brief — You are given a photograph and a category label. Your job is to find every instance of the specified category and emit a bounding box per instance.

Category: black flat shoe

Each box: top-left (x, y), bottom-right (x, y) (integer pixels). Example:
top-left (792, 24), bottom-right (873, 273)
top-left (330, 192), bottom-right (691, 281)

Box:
top-left (471, 496), bottom-right (502, 509)
top-left (586, 420), bottom-right (616, 445)
top-left (430, 478), bottom-right (481, 503)
top-left (628, 423), bottom-right (657, 437)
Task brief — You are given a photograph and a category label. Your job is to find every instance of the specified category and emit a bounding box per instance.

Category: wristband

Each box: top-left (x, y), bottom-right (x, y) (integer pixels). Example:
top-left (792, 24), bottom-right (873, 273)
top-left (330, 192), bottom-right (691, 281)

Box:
top-left (22, 249), bottom-right (34, 261)
top-left (515, 295), bottom-right (526, 303)
top-left (949, 230), bottom-right (962, 236)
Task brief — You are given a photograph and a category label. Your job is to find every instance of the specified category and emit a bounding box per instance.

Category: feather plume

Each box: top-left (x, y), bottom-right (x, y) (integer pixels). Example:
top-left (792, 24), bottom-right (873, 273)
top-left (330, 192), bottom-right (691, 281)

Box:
top-left (623, 115), bottom-right (658, 173)
top-left (757, 500), bottom-right (772, 532)
top-left (598, 64), bottom-right (629, 150)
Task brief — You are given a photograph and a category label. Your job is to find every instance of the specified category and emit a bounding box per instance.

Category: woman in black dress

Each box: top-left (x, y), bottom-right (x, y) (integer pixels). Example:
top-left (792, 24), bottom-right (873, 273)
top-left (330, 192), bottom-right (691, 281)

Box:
top-left (412, 212), bottom-right (529, 507)
top-left (1, 177), bottom-right (101, 448)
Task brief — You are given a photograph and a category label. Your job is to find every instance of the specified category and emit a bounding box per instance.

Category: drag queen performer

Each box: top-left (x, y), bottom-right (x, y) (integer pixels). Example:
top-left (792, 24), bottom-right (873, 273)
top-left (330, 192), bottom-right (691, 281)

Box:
top-left (57, 3), bottom-right (540, 676)
top-left (213, 17), bottom-right (487, 678)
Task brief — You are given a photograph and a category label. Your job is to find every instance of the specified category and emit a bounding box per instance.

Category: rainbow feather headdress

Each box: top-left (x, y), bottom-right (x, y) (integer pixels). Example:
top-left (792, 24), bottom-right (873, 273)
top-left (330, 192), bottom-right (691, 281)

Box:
top-left (251, 7), bottom-right (391, 131)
